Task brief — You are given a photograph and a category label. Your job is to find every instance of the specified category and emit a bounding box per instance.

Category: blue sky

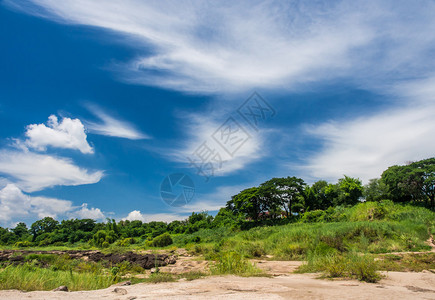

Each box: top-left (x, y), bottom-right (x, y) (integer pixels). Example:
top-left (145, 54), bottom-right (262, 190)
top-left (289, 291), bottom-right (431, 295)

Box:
top-left (1, 0), bottom-right (435, 227)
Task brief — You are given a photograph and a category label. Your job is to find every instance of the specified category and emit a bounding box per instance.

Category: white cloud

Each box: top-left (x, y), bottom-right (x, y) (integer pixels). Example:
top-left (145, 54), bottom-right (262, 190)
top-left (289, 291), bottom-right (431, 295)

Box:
top-left (0, 150), bottom-right (103, 192)
top-left (68, 203), bottom-right (105, 220)
top-left (0, 184), bottom-right (70, 224)
top-left (85, 105), bottom-right (150, 140)
top-left (123, 210), bottom-right (145, 222)
top-left (25, 115), bottom-right (93, 154)
top-left (303, 78), bottom-right (435, 183)
top-left (7, 1), bottom-right (435, 94)
top-left (122, 210), bottom-right (187, 223)
top-left (0, 184), bottom-right (106, 226)
top-left (170, 112), bottom-right (265, 176)
top-left (30, 195), bottom-right (74, 219)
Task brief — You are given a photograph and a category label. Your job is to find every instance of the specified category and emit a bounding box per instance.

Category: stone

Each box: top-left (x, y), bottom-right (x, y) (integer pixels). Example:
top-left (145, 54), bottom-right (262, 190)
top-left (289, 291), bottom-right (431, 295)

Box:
top-left (53, 286), bottom-right (68, 292)
top-left (113, 287), bottom-right (128, 295)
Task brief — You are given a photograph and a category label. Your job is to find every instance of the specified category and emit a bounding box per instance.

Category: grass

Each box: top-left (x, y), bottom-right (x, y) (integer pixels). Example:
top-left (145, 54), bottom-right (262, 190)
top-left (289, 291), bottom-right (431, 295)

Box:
top-left (0, 202), bottom-right (433, 289)
top-left (297, 252), bottom-right (382, 283)
top-left (179, 201), bottom-right (434, 261)
top-left (377, 253), bottom-right (435, 272)
top-left (209, 251), bottom-right (264, 276)
top-left (0, 264), bottom-right (118, 291)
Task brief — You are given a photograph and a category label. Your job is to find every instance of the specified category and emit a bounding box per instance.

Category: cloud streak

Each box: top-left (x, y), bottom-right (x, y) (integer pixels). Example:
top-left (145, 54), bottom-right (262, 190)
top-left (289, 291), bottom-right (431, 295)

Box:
top-left (6, 1), bottom-right (435, 94)
top-left (85, 105), bottom-right (150, 140)
top-left (302, 78), bottom-right (435, 183)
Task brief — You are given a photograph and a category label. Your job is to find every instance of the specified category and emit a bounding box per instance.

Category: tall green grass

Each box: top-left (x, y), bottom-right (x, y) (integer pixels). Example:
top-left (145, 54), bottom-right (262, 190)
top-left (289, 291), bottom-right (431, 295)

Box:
top-left (297, 252), bottom-right (381, 283)
top-left (0, 264), bottom-right (117, 291)
top-left (182, 202), bottom-right (434, 260)
top-left (210, 252), bottom-right (263, 276)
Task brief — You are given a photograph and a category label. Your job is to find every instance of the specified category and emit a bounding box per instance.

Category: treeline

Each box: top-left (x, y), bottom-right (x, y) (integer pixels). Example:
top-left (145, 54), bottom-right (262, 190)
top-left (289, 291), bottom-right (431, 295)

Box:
top-left (0, 212), bottom-right (220, 247)
top-left (227, 157), bottom-right (434, 221)
top-left (0, 157), bottom-right (433, 247)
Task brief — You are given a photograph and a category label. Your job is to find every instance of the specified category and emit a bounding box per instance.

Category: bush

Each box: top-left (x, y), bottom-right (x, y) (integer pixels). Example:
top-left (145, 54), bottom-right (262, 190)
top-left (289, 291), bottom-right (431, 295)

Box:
top-left (297, 252), bottom-right (381, 283)
top-left (210, 251), bottom-right (263, 276)
top-left (300, 210), bottom-right (326, 223)
top-left (118, 238), bottom-right (135, 247)
top-left (14, 241), bottom-right (32, 248)
top-left (152, 233), bottom-right (173, 247)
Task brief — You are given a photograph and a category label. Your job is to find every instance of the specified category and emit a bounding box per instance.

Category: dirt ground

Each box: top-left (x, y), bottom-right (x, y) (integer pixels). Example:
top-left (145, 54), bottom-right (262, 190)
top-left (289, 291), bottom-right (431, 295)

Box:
top-left (0, 271), bottom-right (434, 300)
top-left (1, 246), bottom-right (434, 299)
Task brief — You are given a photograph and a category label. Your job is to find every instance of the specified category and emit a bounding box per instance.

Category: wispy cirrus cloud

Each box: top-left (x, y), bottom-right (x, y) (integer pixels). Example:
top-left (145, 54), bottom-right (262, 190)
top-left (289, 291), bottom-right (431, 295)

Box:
top-left (169, 111), bottom-right (265, 177)
top-left (302, 78), bottom-right (435, 183)
top-left (6, 1), bottom-right (435, 94)
top-left (85, 105), bottom-right (150, 140)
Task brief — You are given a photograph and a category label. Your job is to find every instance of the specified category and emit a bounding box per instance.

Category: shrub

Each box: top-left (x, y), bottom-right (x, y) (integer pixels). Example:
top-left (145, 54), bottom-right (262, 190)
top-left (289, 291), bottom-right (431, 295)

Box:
top-left (300, 210), bottom-right (326, 223)
top-left (14, 241), bottom-right (32, 248)
top-left (210, 251), bottom-right (262, 276)
top-left (297, 252), bottom-right (381, 283)
top-left (152, 233), bottom-right (173, 247)
top-left (118, 238), bottom-right (135, 247)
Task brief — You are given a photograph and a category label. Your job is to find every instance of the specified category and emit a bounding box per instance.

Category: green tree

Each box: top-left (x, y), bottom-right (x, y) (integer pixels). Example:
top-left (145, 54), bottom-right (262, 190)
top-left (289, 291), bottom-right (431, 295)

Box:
top-left (30, 217), bottom-right (59, 241)
top-left (304, 180), bottom-right (331, 211)
top-left (11, 222), bottom-right (29, 239)
top-left (261, 177), bottom-right (306, 217)
top-left (381, 158), bottom-right (435, 209)
top-left (363, 178), bottom-right (389, 202)
top-left (335, 176), bottom-right (363, 206)
top-left (227, 187), bottom-right (263, 221)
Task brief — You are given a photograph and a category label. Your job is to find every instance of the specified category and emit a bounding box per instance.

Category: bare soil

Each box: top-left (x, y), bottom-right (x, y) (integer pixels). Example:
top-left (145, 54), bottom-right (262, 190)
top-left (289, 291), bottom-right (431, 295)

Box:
top-left (0, 271), bottom-right (434, 299)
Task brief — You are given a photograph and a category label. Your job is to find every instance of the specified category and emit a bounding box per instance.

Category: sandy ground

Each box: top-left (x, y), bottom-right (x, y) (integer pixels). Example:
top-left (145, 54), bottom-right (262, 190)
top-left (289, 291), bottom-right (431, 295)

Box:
top-left (1, 271), bottom-right (434, 300)
top-left (1, 243), bottom-right (434, 300)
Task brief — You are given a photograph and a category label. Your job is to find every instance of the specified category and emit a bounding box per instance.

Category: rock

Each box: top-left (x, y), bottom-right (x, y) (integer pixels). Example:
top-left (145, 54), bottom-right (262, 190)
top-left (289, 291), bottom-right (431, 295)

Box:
top-left (113, 287), bottom-right (128, 295)
top-left (151, 268), bottom-right (158, 273)
top-left (53, 286), bottom-right (69, 292)
top-left (113, 280), bottom-right (132, 286)
top-left (127, 297), bottom-right (137, 300)
top-left (168, 255), bottom-right (177, 264)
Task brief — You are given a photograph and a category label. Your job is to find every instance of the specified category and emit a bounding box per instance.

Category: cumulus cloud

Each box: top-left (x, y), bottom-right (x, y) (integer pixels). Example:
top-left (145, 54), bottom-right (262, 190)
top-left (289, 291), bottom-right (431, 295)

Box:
top-left (68, 203), bottom-right (105, 220)
top-left (123, 210), bottom-right (145, 222)
top-left (0, 150), bottom-right (103, 192)
top-left (122, 210), bottom-right (187, 223)
top-left (0, 184), bottom-right (106, 226)
top-left (25, 115), bottom-right (93, 154)
top-left (85, 105), bottom-right (150, 140)
top-left (6, 1), bottom-right (435, 94)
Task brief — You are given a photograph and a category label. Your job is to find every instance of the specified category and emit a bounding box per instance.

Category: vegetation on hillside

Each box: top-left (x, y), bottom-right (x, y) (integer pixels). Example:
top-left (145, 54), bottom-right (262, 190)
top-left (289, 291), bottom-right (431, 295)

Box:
top-left (0, 157), bottom-right (434, 288)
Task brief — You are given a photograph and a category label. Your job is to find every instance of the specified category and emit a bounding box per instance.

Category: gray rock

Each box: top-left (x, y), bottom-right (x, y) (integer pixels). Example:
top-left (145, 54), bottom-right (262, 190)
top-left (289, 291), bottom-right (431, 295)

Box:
top-left (113, 287), bottom-right (128, 295)
top-left (53, 286), bottom-right (68, 292)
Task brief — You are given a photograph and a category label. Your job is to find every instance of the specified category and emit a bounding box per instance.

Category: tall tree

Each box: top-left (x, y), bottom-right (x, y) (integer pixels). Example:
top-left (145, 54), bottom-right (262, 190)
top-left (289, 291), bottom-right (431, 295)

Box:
top-left (304, 180), bottom-right (330, 211)
top-left (335, 176), bottom-right (363, 206)
top-left (261, 177), bottom-right (305, 217)
top-left (30, 217), bottom-right (59, 241)
top-left (381, 158), bottom-right (435, 209)
top-left (227, 187), bottom-right (263, 221)
top-left (363, 178), bottom-right (389, 202)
